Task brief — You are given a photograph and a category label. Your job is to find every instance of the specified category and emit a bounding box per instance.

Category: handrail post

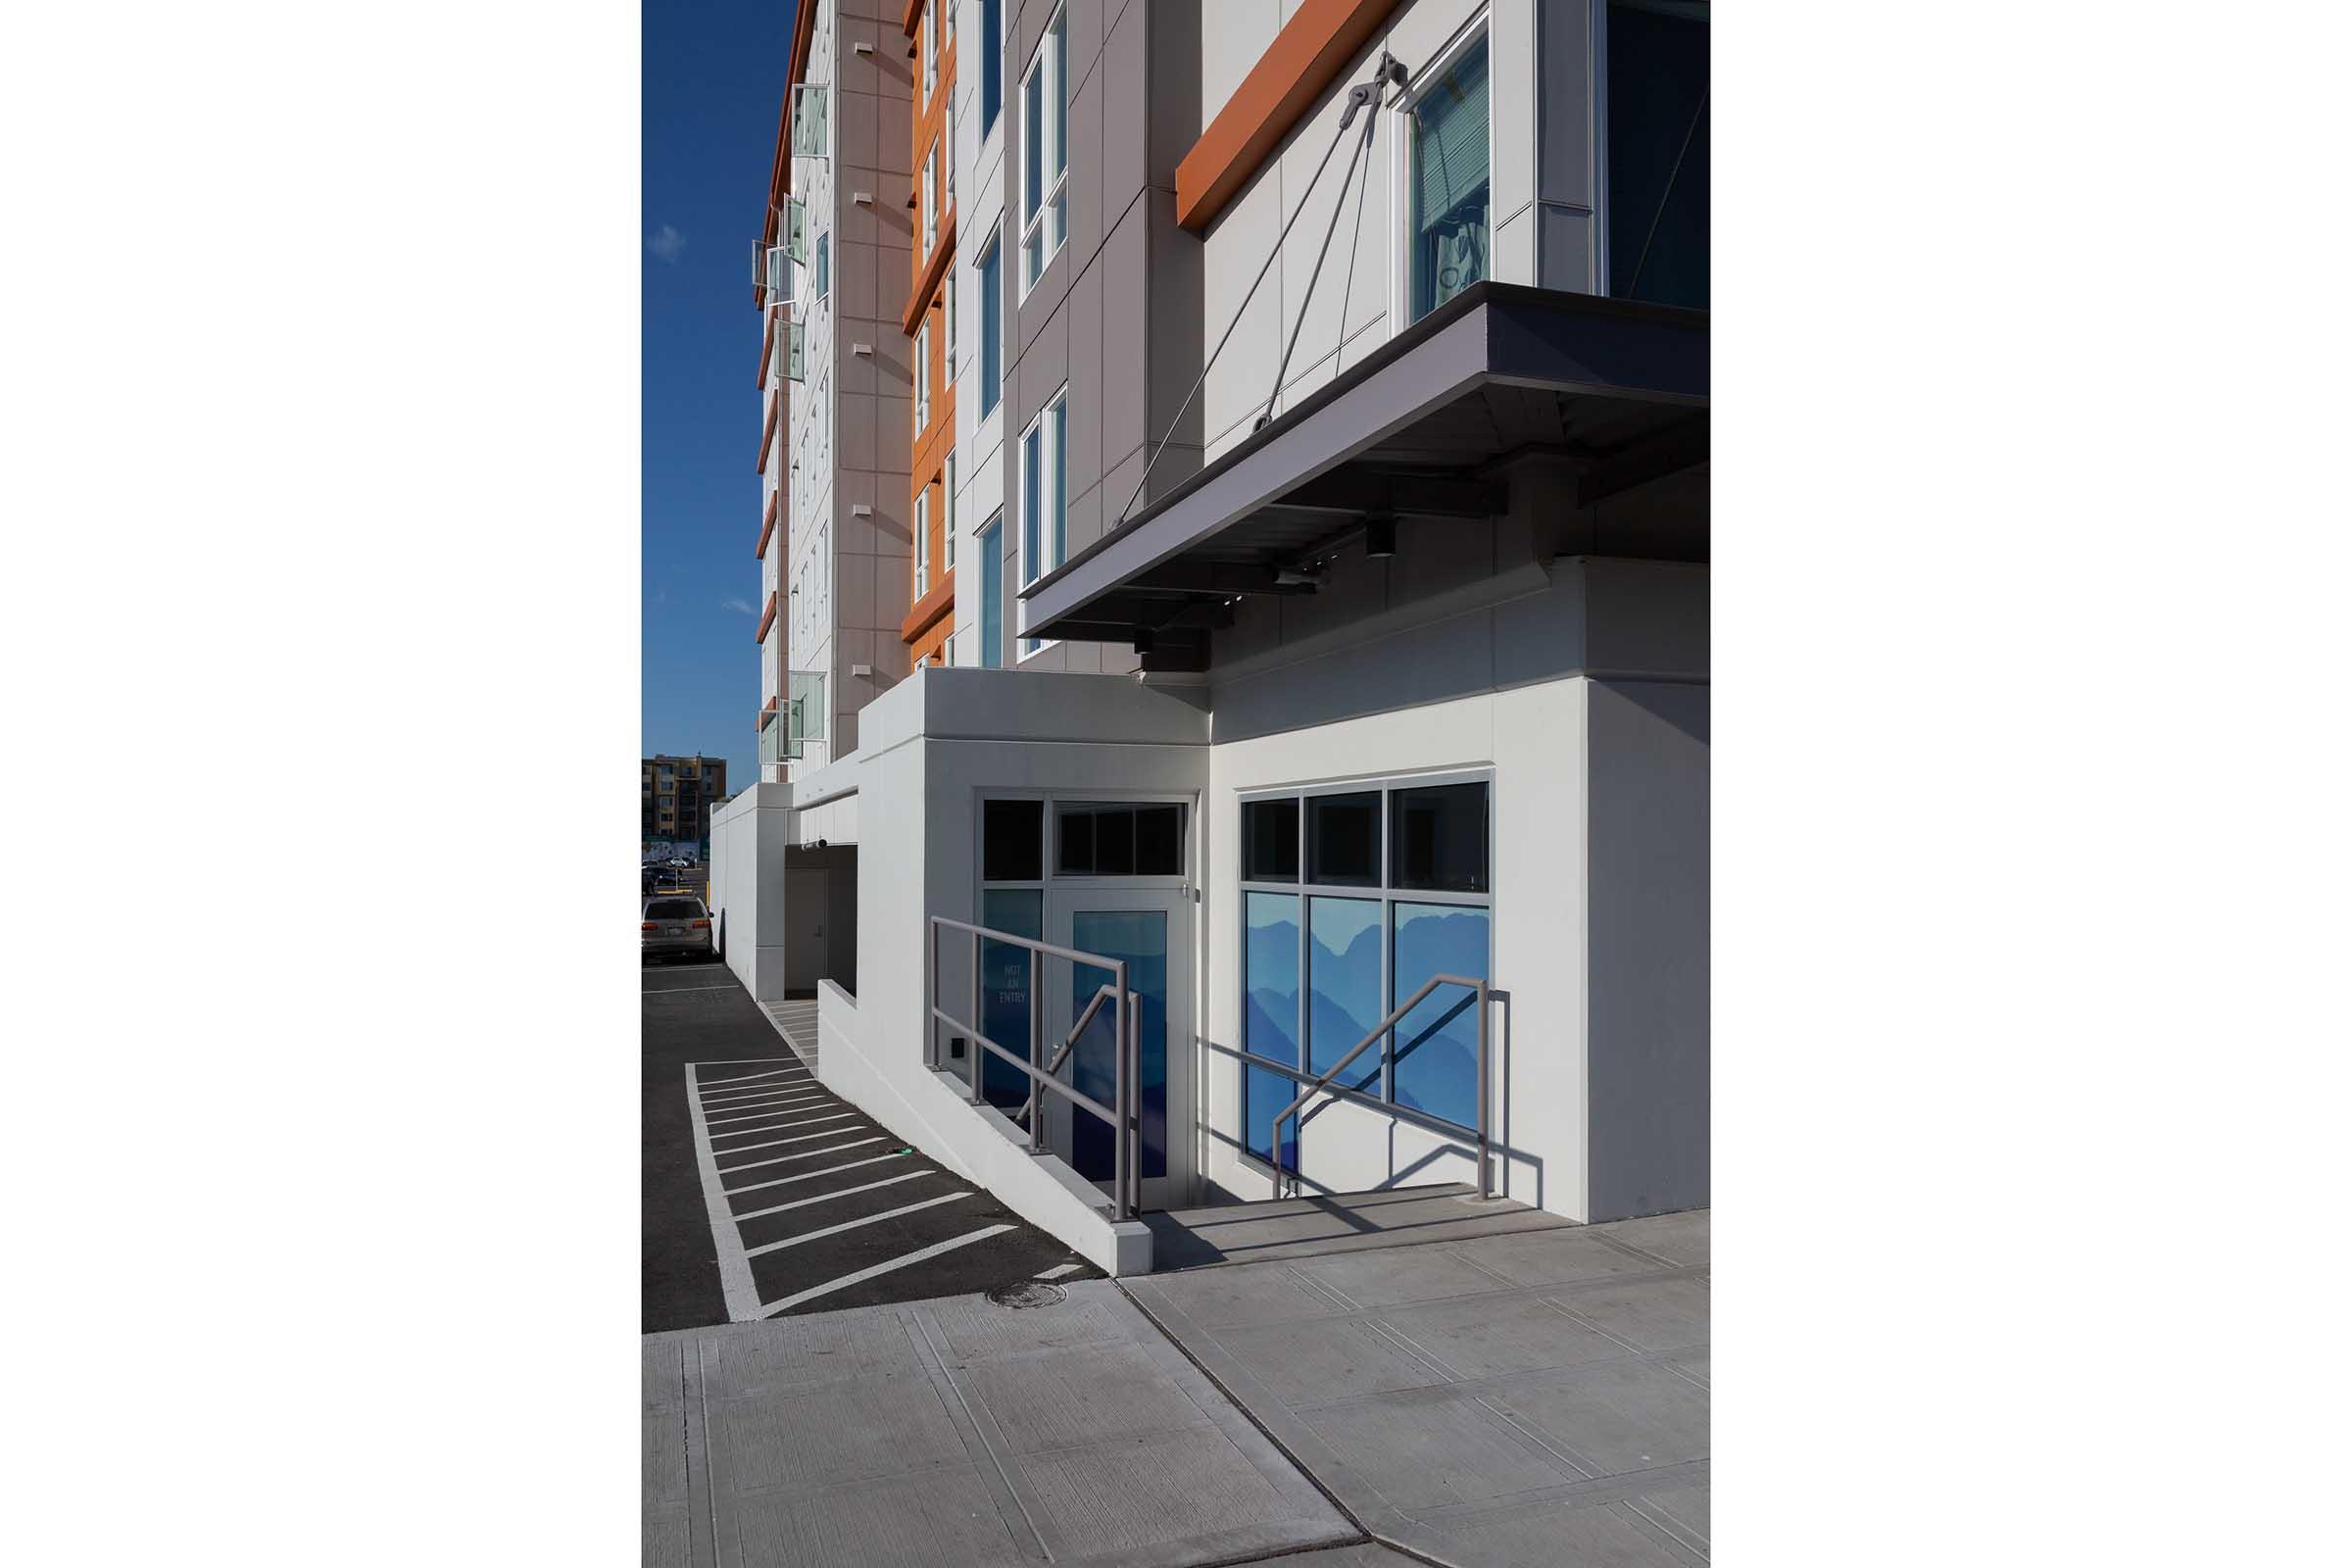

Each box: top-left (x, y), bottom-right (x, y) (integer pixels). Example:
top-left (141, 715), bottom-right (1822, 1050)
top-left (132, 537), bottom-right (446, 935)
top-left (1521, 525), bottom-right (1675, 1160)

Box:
top-left (1475, 979), bottom-right (1492, 1200)
top-left (1112, 977), bottom-right (1130, 1222)
top-left (1016, 948), bottom-right (1038, 1110)
top-left (967, 929), bottom-right (983, 1100)
top-left (1127, 996), bottom-right (1144, 1217)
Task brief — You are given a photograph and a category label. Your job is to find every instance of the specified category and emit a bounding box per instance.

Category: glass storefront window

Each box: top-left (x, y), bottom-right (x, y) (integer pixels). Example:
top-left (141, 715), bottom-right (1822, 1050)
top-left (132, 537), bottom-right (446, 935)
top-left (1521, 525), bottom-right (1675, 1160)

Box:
top-left (1245, 891), bottom-right (1301, 1169)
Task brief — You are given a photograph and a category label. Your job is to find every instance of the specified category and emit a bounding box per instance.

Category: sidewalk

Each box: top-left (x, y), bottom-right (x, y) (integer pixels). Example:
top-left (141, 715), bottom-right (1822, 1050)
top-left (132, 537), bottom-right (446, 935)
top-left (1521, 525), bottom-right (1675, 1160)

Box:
top-left (646, 1279), bottom-right (1360, 1568)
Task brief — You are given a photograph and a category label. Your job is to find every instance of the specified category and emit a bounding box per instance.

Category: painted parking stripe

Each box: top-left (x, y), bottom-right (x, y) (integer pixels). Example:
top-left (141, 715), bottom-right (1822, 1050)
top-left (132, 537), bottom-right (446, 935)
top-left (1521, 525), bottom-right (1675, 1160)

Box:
top-left (682, 1062), bottom-right (763, 1322)
top-left (696, 1086), bottom-right (818, 1109)
top-left (700, 1090), bottom-right (826, 1111)
top-left (706, 1105), bottom-right (851, 1129)
top-left (1033, 1263), bottom-right (1083, 1281)
top-left (741, 1192), bottom-right (974, 1258)
top-left (712, 1125), bottom-right (874, 1161)
top-left (710, 1113), bottom-right (858, 1142)
top-left (723, 1152), bottom-right (907, 1197)
top-left (718, 1138), bottom-right (885, 1179)
top-left (759, 1226), bottom-right (1015, 1318)
top-left (697, 1066), bottom-right (804, 1088)
top-left (701, 1073), bottom-right (812, 1098)
top-left (732, 1171), bottom-right (932, 1221)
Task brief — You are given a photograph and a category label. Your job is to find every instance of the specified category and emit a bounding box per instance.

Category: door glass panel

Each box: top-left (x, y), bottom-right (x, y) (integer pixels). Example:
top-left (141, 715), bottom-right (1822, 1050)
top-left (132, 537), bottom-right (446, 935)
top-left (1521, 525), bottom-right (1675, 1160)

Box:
top-left (1245, 891), bottom-right (1301, 1169)
top-left (1308, 897), bottom-right (1383, 1093)
top-left (978, 888), bottom-right (1041, 1108)
top-left (1390, 902), bottom-right (1488, 1128)
top-left (1068, 909), bottom-right (1166, 1182)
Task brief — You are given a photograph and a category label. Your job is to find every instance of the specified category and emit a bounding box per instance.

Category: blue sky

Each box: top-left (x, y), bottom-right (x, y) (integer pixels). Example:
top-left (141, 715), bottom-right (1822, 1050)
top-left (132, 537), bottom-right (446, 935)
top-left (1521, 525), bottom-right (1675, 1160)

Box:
top-left (642, 0), bottom-right (797, 797)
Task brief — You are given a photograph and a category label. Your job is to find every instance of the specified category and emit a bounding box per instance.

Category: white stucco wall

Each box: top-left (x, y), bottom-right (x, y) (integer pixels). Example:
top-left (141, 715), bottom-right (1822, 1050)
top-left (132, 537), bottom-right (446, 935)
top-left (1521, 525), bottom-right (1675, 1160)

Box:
top-left (708, 782), bottom-right (800, 1002)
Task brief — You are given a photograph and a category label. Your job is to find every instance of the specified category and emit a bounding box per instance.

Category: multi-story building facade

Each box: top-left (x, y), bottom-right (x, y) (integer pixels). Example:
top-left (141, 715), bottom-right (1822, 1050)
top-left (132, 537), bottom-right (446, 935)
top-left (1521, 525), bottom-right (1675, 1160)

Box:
top-left (898, 0), bottom-right (958, 668)
top-left (717, 0), bottom-right (1707, 1276)
top-left (642, 755), bottom-right (726, 848)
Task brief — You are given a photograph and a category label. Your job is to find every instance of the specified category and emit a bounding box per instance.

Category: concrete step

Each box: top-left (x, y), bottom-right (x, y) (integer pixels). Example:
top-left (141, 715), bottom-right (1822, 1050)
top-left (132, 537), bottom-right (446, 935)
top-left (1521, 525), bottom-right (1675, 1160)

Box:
top-left (1143, 1182), bottom-right (1572, 1271)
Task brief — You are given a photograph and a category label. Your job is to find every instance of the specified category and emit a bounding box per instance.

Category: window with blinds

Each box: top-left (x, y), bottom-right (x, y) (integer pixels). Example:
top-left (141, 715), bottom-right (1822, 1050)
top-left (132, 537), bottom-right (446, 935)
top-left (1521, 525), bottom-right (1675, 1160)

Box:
top-left (1409, 35), bottom-right (1491, 322)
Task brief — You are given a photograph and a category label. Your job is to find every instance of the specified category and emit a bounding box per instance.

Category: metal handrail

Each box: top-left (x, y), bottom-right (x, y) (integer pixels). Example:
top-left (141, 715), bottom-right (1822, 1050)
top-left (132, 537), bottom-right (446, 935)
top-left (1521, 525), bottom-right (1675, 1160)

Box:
top-left (926, 915), bottom-right (1141, 1221)
top-left (1270, 972), bottom-right (1494, 1201)
top-left (1015, 982), bottom-right (1118, 1132)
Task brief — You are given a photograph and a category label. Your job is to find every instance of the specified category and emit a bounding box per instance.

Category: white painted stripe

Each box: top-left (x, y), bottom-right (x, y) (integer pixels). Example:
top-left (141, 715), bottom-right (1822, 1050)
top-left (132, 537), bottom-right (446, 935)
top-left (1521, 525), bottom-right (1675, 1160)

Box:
top-left (714, 1125), bottom-right (874, 1159)
top-left (759, 1226), bottom-right (1016, 1318)
top-left (643, 984), bottom-right (739, 994)
top-left (732, 1171), bottom-right (932, 1220)
top-left (1033, 1263), bottom-right (1083, 1281)
top-left (706, 1105), bottom-right (850, 1129)
top-left (682, 1063), bottom-right (764, 1323)
top-left (701, 1072), bottom-right (812, 1095)
top-left (723, 1152), bottom-right (908, 1197)
top-left (696, 1081), bottom-right (818, 1104)
top-left (695, 1065), bottom-right (803, 1087)
top-left (710, 1112), bottom-right (858, 1139)
top-left (699, 1088), bottom-right (823, 1109)
top-left (718, 1138), bottom-right (885, 1176)
top-left (741, 1192), bottom-right (974, 1258)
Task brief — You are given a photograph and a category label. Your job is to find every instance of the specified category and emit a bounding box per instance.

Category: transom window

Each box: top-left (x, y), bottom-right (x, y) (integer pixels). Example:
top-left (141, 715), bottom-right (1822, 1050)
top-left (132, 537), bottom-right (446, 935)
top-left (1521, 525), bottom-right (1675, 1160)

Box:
top-left (1019, 5), bottom-right (1068, 290)
top-left (1240, 775), bottom-right (1493, 1171)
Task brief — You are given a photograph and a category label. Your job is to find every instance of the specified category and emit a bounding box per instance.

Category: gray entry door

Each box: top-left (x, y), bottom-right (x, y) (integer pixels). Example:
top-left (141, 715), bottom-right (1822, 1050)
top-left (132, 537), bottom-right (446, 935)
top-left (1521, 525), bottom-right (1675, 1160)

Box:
top-left (1042, 886), bottom-right (1194, 1210)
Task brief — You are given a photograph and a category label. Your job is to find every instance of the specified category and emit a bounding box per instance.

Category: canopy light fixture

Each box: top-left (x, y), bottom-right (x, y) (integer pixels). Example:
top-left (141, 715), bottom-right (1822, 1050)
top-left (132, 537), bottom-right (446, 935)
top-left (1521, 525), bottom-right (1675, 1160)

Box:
top-left (1364, 515), bottom-right (1396, 559)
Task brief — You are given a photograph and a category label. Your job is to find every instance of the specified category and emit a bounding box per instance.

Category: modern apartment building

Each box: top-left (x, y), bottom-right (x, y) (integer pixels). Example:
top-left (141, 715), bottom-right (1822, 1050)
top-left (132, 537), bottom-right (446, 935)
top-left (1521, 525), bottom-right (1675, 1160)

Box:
top-left (642, 755), bottom-right (726, 847)
top-left (715, 0), bottom-right (1708, 1276)
top-left (899, 0), bottom-right (958, 667)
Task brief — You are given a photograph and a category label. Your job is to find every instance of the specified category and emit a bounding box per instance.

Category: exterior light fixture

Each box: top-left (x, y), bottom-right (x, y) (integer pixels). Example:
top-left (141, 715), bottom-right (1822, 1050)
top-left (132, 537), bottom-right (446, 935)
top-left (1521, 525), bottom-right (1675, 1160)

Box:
top-left (1133, 629), bottom-right (1154, 655)
top-left (1364, 514), bottom-right (1396, 558)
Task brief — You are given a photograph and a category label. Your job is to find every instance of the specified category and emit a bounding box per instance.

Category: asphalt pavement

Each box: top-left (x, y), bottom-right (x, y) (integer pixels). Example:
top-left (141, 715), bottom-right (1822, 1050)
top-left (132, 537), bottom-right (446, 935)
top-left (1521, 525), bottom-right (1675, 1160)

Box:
top-left (643, 957), bottom-right (1099, 1332)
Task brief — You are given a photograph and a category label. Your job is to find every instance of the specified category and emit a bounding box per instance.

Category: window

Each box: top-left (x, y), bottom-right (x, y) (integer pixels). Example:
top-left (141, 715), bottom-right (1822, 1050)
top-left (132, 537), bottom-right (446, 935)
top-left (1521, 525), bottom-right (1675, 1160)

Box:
top-left (815, 232), bottom-right (830, 301)
top-left (977, 230), bottom-right (1003, 416)
top-left (977, 797), bottom-right (1045, 1106)
top-left (943, 452), bottom-right (956, 569)
top-left (1406, 32), bottom-right (1491, 322)
top-left (1019, 6), bottom-right (1068, 289)
top-left (913, 319), bottom-right (930, 433)
top-left (921, 147), bottom-right (938, 256)
top-left (914, 484), bottom-right (932, 598)
top-left (977, 514), bottom-right (1004, 667)
top-left (1017, 390), bottom-right (1065, 655)
top-left (979, 0), bottom-right (1003, 134)
top-left (923, 2), bottom-right (938, 104)
top-left (1605, 0), bottom-right (1709, 309)
top-left (1054, 803), bottom-right (1186, 877)
top-left (944, 270), bottom-right (956, 378)
top-left (1238, 777), bottom-right (1494, 1164)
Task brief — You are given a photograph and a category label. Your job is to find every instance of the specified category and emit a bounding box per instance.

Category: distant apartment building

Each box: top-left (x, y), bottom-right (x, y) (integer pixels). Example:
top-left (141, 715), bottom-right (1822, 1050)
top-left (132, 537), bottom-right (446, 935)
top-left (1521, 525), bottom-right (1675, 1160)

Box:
top-left (642, 755), bottom-right (727, 846)
top-left (716, 0), bottom-right (1707, 1275)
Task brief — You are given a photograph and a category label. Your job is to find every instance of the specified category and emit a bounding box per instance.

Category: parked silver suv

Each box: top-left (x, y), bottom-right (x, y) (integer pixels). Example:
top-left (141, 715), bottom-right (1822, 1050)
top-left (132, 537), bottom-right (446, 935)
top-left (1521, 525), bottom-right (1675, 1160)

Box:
top-left (642, 896), bottom-right (714, 962)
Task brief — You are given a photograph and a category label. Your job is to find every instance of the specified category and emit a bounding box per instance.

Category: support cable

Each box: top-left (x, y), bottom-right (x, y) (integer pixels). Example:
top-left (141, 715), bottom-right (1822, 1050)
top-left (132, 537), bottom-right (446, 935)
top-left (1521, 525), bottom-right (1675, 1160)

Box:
top-left (1114, 54), bottom-right (1408, 530)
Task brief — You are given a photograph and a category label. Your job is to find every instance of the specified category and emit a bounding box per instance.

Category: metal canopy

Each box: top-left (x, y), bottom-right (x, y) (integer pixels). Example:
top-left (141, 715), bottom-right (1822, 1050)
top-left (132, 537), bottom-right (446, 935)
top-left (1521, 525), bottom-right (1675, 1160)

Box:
top-left (1020, 282), bottom-right (1709, 663)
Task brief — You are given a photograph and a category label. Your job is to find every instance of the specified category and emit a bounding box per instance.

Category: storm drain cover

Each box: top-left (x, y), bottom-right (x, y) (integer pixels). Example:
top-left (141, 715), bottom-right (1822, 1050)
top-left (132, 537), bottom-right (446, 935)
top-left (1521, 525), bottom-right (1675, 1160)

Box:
top-left (987, 1281), bottom-right (1067, 1309)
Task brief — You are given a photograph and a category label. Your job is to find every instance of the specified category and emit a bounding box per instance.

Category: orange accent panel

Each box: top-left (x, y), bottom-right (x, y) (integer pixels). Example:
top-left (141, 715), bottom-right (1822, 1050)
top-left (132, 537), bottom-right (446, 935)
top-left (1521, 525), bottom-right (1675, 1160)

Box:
top-left (755, 591), bottom-right (777, 644)
top-left (899, 567), bottom-right (956, 644)
top-left (755, 390), bottom-right (780, 474)
top-left (758, 312), bottom-right (775, 388)
top-left (902, 216), bottom-right (956, 335)
top-left (757, 488), bottom-right (779, 560)
top-left (1175, 0), bottom-right (1401, 233)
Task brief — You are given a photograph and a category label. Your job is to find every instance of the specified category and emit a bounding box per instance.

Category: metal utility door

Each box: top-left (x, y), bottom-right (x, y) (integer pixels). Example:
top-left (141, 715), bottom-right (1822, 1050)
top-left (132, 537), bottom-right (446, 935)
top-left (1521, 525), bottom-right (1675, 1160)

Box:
top-left (1042, 887), bottom-right (1194, 1210)
top-left (783, 867), bottom-right (829, 986)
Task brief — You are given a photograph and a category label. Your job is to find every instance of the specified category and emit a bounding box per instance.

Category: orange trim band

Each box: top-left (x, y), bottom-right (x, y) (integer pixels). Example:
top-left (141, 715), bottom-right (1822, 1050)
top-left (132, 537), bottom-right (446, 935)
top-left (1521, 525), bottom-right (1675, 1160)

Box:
top-left (1175, 0), bottom-right (1400, 233)
top-left (898, 568), bottom-right (956, 643)
top-left (901, 218), bottom-right (956, 335)
top-left (755, 390), bottom-right (780, 474)
top-left (755, 591), bottom-right (778, 644)
top-left (758, 311), bottom-right (775, 388)
top-left (757, 488), bottom-right (779, 560)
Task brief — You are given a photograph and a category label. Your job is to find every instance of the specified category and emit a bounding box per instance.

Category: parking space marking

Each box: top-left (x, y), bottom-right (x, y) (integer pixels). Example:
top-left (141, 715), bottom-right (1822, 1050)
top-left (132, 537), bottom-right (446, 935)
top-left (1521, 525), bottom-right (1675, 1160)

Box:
top-left (758, 1226), bottom-right (1016, 1318)
top-left (718, 1138), bottom-right (886, 1181)
top-left (713, 1125), bottom-right (876, 1160)
top-left (642, 984), bottom-right (739, 995)
top-left (721, 1152), bottom-right (907, 1197)
top-left (732, 1171), bottom-right (934, 1221)
top-left (741, 1192), bottom-right (974, 1258)
top-left (682, 1061), bottom-right (762, 1322)
top-left (1033, 1263), bottom-right (1084, 1282)
top-left (697, 1066), bottom-right (803, 1088)
top-left (706, 1106), bottom-right (852, 1129)
top-left (700, 1088), bottom-right (822, 1108)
